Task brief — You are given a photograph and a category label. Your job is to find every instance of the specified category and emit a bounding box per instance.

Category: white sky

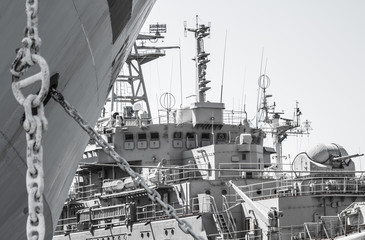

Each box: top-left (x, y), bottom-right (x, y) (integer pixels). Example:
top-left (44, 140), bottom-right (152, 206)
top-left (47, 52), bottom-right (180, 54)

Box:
top-left (138, 0), bottom-right (365, 169)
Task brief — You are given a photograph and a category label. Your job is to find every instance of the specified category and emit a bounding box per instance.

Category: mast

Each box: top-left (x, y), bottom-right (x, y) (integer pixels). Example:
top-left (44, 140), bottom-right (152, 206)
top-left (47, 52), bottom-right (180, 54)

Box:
top-left (103, 23), bottom-right (179, 124)
top-left (256, 72), bottom-right (313, 177)
top-left (185, 15), bottom-right (211, 103)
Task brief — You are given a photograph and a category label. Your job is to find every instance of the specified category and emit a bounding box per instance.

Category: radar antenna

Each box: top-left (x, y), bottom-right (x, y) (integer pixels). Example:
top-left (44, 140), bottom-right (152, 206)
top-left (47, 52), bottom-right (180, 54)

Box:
top-left (185, 15), bottom-right (211, 102)
top-left (159, 92), bottom-right (175, 124)
top-left (255, 69), bottom-right (312, 177)
top-left (102, 23), bottom-right (179, 127)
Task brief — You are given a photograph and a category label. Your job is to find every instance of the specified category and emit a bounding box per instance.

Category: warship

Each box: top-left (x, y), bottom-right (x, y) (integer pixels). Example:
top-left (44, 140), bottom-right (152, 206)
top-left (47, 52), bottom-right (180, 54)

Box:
top-left (0, 0), bottom-right (156, 239)
top-left (52, 19), bottom-right (365, 240)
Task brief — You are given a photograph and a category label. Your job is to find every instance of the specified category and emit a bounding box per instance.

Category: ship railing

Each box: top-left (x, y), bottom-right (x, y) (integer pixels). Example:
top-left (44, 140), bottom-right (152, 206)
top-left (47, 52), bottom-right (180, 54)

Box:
top-left (223, 109), bottom-right (249, 125)
top-left (233, 176), bottom-right (365, 201)
top-left (54, 216), bottom-right (78, 235)
top-left (222, 193), bottom-right (243, 208)
top-left (278, 224), bottom-right (308, 240)
top-left (320, 216), bottom-right (345, 239)
top-left (222, 195), bottom-right (237, 233)
top-left (136, 198), bottom-right (201, 222)
top-left (68, 183), bottom-right (98, 201)
top-left (218, 162), bottom-right (295, 179)
top-left (136, 202), bottom-right (184, 222)
top-left (135, 195), bottom-right (224, 222)
top-left (164, 163), bottom-right (204, 184)
top-left (278, 218), bottom-right (344, 240)
top-left (131, 48), bottom-right (166, 57)
top-left (274, 214), bottom-right (365, 239)
top-left (208, 195), bottom-right (223, 237)
top-left (156, 108), bottom-right (248, 125)
top-left (157, 110), bottom-right (176, 124)
top-left (206, 228), bottom-right (263, 240)
top-left (192, 194), bottom-right (237, 239)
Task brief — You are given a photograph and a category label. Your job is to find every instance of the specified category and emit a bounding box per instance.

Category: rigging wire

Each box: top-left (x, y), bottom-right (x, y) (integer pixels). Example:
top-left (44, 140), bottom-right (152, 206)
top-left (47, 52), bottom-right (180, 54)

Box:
top-left (256, 48), bottom-right (265, 127)
top-left (169, 56), bottom-right (174, 94)
top-left (240, 67), bottom-right (247, 123)
top-left (179, 39), bottom-right (183, 108)
top-left (155, 58), bottom-right (161, 114)
top-left (220, 30), bottom-right (228, 103)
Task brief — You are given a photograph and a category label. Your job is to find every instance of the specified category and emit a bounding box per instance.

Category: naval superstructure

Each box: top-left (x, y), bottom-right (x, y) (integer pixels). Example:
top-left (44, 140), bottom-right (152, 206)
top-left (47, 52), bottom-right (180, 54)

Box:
top-left (53, 18), bottom-right (365, 240)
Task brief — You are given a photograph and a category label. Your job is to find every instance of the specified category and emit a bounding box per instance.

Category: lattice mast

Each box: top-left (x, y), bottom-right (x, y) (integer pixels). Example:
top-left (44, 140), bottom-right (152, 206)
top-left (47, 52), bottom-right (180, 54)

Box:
top-left (107, 23), bottom-right (177, 121)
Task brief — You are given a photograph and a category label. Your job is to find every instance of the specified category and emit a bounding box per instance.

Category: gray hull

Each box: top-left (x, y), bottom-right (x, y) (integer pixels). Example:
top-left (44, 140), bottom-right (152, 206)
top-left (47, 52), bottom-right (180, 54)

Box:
top-left (0, 0), bottom-right (155, 239)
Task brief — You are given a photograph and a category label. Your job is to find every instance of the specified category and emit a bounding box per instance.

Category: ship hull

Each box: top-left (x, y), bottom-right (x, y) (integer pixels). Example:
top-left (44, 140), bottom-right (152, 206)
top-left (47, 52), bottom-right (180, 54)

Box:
top-left (0, 0), bottom-right (155, 239)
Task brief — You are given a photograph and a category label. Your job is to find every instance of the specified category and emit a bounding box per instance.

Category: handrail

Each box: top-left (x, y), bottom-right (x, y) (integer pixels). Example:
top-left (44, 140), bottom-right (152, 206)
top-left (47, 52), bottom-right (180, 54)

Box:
top-left (222, 195), bottom-right (237, 233)
top-left (68, 183), bottom-right (98, 201)
top-left (156, 108), bottom-right (247, 125)
top-left (206, 228), bottom-right (263, 240)
top-left (55, 217), bottom-right (78, 234)
top-left (234, 176), bottom-right (365, 200)
top-left (208, 195), bottom-right (225, 239)
top-left (71, 183), bottom-right (96, 190)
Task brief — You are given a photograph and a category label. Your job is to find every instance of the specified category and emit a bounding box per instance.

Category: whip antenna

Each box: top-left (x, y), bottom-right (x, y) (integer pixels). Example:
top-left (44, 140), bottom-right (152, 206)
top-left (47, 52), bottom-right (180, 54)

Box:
top-left (220, 30), bottom-right (227, 103)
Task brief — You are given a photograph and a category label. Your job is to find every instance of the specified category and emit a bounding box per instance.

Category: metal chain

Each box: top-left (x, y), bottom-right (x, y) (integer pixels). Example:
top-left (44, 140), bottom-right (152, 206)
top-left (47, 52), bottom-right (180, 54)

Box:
top-left (50, 89), bottom-right (204, 240)
top-left (10, 1), bottom-right (49, 240)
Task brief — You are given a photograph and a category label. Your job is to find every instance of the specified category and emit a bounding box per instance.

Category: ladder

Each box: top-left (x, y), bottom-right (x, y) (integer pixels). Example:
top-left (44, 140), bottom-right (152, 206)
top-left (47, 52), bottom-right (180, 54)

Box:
top-left (211, 198), bottom-right (234, 239)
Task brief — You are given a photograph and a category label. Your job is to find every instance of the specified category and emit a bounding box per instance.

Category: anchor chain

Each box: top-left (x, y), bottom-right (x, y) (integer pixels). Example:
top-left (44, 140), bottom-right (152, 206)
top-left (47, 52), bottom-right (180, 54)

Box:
top-left (10, 0), bottom-right (49, 239)
top-left (50, 89), bottom-right (204, 240)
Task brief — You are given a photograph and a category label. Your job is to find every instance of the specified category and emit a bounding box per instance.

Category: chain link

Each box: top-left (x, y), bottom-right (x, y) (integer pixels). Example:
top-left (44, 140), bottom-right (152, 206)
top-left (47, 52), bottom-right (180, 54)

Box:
top-left (50, 89), bottom-right (204, 240)
top-left (10, 0), bottom-right (49, 239)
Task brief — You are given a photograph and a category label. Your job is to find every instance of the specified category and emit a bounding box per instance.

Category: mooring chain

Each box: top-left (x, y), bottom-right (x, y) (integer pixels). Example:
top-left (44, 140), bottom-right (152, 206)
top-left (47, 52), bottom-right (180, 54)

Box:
top-left (10, 0), bottom-right (49, 240)
top-left (50, 89), bottom-right (204, 240)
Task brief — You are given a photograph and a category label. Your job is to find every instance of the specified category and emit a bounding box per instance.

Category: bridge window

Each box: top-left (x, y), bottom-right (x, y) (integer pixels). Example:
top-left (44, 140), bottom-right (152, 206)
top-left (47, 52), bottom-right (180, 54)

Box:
top-left (149, 132), bottom-right (160, 149)
top-left (201, 133), bottom-right (210, 140)
top-left (124, 133), bottom-right (134, 150)
top-left (125, 133), bottom-right (133, 141)
top-left (186, 132), bottom-right (195, 139)
top-left (201, 132), bottom-right (211, 147)
top-left (150, 132), bottom-right (159, 139)
top-left (186, 132), bottom-right (196, 148)
top-left (137, 133), bottom-right (147, 149)
top-left (138, 133), bottom-right (147, 140)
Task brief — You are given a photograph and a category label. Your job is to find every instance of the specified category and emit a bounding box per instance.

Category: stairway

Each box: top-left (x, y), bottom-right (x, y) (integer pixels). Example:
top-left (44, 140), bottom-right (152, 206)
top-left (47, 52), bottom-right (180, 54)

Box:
top-left (213, 212), bottom-right (234, 239)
